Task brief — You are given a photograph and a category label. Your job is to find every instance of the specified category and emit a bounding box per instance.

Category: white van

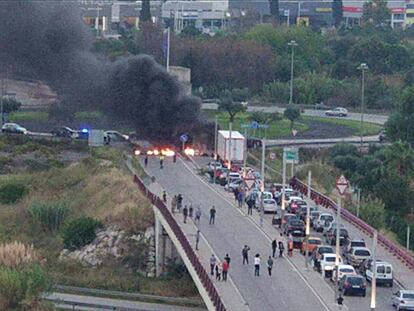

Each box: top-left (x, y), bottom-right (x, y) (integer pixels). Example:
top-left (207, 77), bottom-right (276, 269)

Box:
top-left (256, 191), bottom-right (273, 206)
top-left (366, 261), bottom-right (393, 287)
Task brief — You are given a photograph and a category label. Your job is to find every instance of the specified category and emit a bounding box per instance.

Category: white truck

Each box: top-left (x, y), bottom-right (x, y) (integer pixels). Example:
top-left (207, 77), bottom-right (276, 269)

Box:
top-left (217, 130), bottom-right (245, 164)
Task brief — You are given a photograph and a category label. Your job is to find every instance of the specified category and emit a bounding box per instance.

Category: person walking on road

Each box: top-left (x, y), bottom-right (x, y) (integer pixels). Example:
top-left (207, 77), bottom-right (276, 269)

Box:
top-left (288, 240), bottom-right (293, 257)
top-left (224, 254), bottom-right (231, 265)
top-left (272, 238), bottom-right (277, 258)
top-left (195, 206), bottom-right (201, 224)
top-left (254, 254), bottom-right (261, 276)
top-left (173, 153), bottom-right (177, 163)
top-left (171, 195), bottom-right (177, 214)
top-left (237, 191), bottom-right (243, 208)
top-left (210, 254), bottom-right (216, 276)
top-left (162, 191), bottom-right (167, 203)
top-left (209, 206), bottom-right (216, 225)
top-left (267, 256), bottom-right (274, 276)
top-left (144, 155), bottom-right (148, 167)
top-left (177, 194), bottom-right (183, 212)
top-left (195, 229), bottom-right (200, 250)
top-left (278, 241), bottom-right (285, 257)
top-left (234, 188), bottom-right (239, 204)
top-left (247, 197), bottom-right (254, 215)
top-left (160, 155), bottom-right (164, 169)
top-left (222, 260), bottom-right (229, 281)
top-left (189, 204), bottom-right (194, 218)
top-left (183, 205), bottom-right (188, 223)
top-left (215, 262), bottom-right (222, 281)
top-left (242, 245), bottom-right (250, 265)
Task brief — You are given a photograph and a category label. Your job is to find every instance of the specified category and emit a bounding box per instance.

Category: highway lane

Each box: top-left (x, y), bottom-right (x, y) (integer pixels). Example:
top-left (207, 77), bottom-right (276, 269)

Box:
top-left (143, 156), bottom-right (332, 311)
top-left (202, 104), bottom-right (388, 125)
top-left (192, 156), bottom-right (399, 311)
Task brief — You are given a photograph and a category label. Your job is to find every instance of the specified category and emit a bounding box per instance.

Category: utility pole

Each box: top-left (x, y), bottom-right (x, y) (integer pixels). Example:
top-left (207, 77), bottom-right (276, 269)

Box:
top-left (371, 230), bottom-right (378, 311)
top-left (227, 122), bottom-right (233, 187)
top-left (407, 226), bottom-right (411, 251)
top-left (213, 116), bottom-right (218, 184)
top-left (335, 196), bottom-right (341, 304)
top-left (260, 138), bottom-right (266, 227)
top-left (357, 188), bottom-right (361, 218)
top-left (1, 74), bottom-right (4, 128)
top-left (288, 40), bottom-right (298, 105)
top-left (281, 149), bottom-right (287, 229)
top-left (166, 27), bottom-right (171, 72)
top-left (357, 63), bottom-right (368, 153)
top-left (305, 170), bottom-right (311, 269)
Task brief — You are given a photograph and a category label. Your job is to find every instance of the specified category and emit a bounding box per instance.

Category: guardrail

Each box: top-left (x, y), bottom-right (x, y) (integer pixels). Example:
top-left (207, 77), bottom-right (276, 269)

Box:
top-left (133, 175), bottom-right (226, 311)
top-left (290, 177), bottom-right (414, 272)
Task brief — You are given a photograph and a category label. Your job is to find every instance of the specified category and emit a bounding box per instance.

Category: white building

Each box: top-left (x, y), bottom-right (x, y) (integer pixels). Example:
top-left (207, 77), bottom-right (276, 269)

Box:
top-left (161, 0), bottom-right (230, 34)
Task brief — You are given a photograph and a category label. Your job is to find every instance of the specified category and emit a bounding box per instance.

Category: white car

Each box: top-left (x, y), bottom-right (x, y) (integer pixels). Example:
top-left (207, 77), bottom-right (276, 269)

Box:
top-left (256, 191), bottom-right (273, 206)
top-left (224, 179), bottom-right (243, 192)
top-left (287, 196), bottom-right (303, 204)
top-left (208, 161), bottom-right (223, 172)
top-left (262, 199), bottom-right (277, 213)
top-left (320, 253), bottom-right (342, 278)
top-left (331, 264), bottom-right (356, 282)
top-left (325, 107), bottom-right (348, 117)
top-left (392, 290), bottom-right (414, 310)
top-left (314, 213), bottom-right (335, 232)
top-left (104, 130), bottom-right (129, 141)
top-left (2, 123), bottom-right (27, 135)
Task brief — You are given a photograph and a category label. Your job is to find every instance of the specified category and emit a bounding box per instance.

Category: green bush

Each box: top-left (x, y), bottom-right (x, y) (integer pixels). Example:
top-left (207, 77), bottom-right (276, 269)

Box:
top-left (62, 217), bottom-right (103, 250)
top-left (0, 181), bottom-right (28, 204)
top-left (28, 201), bottom-right (69, 232)
top-left (0, 265), bottom-right (49, 309)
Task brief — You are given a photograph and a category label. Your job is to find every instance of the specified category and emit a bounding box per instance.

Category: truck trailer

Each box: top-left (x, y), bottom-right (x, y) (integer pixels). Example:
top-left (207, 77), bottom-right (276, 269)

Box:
top-left (217, 130), bottom-right (245, 165)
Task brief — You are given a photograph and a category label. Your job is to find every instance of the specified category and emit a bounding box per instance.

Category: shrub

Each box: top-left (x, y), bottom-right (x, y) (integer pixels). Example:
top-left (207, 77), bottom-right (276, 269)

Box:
top-left (28, 201), bottom-right (69, 232)
top-left (0, 181), bottom-right (28, 204)
top-left (62, 217), bottom-right (103, 250)
top-left (0, 242), bottom-right (39, 269)
top-left (0, 265), bottom-right (49, 309)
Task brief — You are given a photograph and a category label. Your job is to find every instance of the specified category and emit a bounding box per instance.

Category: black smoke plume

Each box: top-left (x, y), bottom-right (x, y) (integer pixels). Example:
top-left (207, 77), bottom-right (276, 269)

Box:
top-left (0, 1), bottom-right (200, 139)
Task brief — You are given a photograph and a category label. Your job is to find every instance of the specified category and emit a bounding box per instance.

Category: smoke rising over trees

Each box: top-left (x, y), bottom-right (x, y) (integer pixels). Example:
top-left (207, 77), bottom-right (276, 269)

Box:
top-left (0, 1), bottom-right (200, 139)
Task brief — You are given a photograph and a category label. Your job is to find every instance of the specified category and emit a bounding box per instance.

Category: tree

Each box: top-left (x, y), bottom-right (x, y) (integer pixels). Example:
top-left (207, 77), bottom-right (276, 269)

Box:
top-left (362, 0), bottom-right (391, 27)
top-left (269, 0), bottom-right (280, 25)
top-left (1, 98), bottom-right (21, 113)
top-left (283, 105), bottom-right (300, 129)
top-left (384, 141), bottom-right (414, 177)
top-left (139, 0), bottom-right (152, 24)
top-left (385, 86), bottom-right (414, 146)
top-left (332, 0), bottom-right (343, 28)
top-left (218, 91), bottom-right (246, 123)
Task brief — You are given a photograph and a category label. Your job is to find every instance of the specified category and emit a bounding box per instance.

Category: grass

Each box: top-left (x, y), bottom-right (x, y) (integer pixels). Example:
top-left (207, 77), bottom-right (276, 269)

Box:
top-left (8, 111), bottom-right (48, 122)
top-left (0, 138), bottom-right (198, 298)
top-left (203, 110), bottom-right (308, 139)
top-left (302, 115), bottom-right (383, 136)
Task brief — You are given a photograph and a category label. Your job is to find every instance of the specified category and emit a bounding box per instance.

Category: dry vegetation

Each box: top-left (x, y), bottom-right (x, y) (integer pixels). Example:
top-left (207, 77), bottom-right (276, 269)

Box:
top-left (0, 242), bottom-right (39, 269)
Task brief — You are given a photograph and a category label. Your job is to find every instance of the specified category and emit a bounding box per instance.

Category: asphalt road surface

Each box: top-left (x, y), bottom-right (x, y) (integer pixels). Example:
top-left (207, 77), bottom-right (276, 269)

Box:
top-left (202, 104), bottom-right (388, 125)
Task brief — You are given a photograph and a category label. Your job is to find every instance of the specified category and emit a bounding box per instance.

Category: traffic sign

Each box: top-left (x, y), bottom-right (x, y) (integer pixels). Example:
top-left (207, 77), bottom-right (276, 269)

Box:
top-left (292, 129), bottom-right (298, 136)
top-left (244, 171), bottom-right (256, 190)
top-left (284, 147), bottom-right (298, 164)
top-left (180, 134), bottom-right (189, 143)
top-left (336, 175), bottom-right (349, 195)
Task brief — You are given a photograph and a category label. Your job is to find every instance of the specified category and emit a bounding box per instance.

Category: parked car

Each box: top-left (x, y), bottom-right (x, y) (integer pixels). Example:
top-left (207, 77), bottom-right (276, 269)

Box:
top-left (51, 126), bottom-right (78, 138)
top-left (311, 245), bottom-right (334, 271)
top-left (291, 229), bottom-right (306, 249)
top-left (262, 198), bottom-right (278, 213)
top-left (314, 213), bottom-right (335, 232)
top-left (391, 290), bottom-right (414, 310)
top-left (310, 210), bottom-right (322, 227)
top-left (284, 218), bottom-right (305, 235)
top-left (345, 247), bottom-right (371, 267)
top-left (224, 179), bottom-right (243, 192)
top-left (104, 130), bottom-right (129, 142)
top-left (326, 228), bottom-right (349, 246)
top-left (298, 206), bottom-right (317, 221)
top-left (339, 275), bottom-right (366, 297)
top-left (282, 213), bottom-right (298, 230)
top-left (301, 237), bottom-right (322, 255)
top-left (365, 260), bottom-right (393, 287)
top-left (2, 123), bottom-right (27, 135)
top-left (343, 239), bottom-right (367, 255)
top-left (320, 253), bottom-right (342, 277)
top-left (325, 107), bottom-right (348, 117)
top-left (332, 264), bottom-right (356, 282)
top-left (207, 161), bottom-right (223, 172)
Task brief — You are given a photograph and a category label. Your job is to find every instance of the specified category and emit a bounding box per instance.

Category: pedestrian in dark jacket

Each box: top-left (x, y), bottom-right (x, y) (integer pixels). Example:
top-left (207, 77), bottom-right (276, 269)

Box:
top-left (278, 241), bottom-right (285, 257)
top-left (224, 254), bottom-right (231, 265)
top-left (247, 197), bottom-right (254, 215)
top-left (215, 263), bottom-right (221, 281)
top-left (183, 205), bottom-right (188, 223)
top-left (177, 194), bottom-right (183, 212)
top-left (272, 238), bottom-right (277, 258)
top-left (267, 256), bottom-right (274, 276)
top-left (189, 204), bottom-right (194, 218)
top-left (144, 155), bottom-right (148, 167)
top-left (210, 254), bottom-right (216, 276)
top-left (234, 188), bottom-right (239, 203)
top-left (209, 206), bottom-right (216, 224)
top-left (242, 245), bottom-right (250, 264)
top-left (237, 191), bottom-right (243, 208)
top-left (162, 191), bottom-right (167, 203)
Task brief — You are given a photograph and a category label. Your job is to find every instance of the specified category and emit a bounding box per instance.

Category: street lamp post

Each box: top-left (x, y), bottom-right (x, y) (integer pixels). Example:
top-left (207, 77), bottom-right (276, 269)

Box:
top-left (357, 63), bottom-right (368, 152)
top-left (288, 40), bottom-right (298, 105)
top-left (260, 138), bottom-right (266, 227)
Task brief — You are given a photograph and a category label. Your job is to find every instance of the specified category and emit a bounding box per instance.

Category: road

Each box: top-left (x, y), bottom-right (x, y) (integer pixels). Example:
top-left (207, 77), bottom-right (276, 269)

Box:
top-left (143, 156), bottom-right (333, 311)
top-left (266, 135), bottom-right (382, 147)
top-left (202, 104), bottom-right (388, 125)
top-left (141, 155), bottom-right (406, 311)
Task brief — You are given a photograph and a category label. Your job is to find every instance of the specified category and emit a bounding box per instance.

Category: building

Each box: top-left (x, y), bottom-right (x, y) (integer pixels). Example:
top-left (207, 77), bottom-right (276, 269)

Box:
top-left (80, 0), bottom-right (163, 37)
top-left (161, 0), bottom-right (229, 34)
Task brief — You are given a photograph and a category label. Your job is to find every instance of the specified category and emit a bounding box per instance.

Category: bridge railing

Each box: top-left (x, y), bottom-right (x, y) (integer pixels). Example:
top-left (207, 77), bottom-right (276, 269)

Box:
top-left (133, 175), bottom-right (226, 311)
top-left (290, 177), bottom-right (414, 272)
